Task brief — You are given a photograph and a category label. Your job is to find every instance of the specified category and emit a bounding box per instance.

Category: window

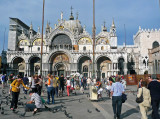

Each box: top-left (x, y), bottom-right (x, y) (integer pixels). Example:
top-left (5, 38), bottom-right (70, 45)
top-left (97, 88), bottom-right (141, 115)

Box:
top-left (152, 41), bottom-right (159, 49)
top-left (83, 46), bottom-right (86, 51)
top-left (83, 65), bottom-right (88, 72)
top-left (38, 47), bottom-right (40, 51)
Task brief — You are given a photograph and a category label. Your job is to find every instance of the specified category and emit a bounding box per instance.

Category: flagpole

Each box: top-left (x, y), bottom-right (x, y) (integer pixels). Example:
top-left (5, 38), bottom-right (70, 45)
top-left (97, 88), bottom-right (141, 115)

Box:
top-left (92, 0), bottom-right (96, 79)
top-left (3, 28), bottom-right (6, 51)
top-left (40, 0), bottom-right (45, 76)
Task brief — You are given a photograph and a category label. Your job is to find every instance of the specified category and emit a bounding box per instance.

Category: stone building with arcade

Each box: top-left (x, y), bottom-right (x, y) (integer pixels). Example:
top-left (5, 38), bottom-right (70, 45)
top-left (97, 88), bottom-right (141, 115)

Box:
top-left (3, 11), bottom-right (160, 78)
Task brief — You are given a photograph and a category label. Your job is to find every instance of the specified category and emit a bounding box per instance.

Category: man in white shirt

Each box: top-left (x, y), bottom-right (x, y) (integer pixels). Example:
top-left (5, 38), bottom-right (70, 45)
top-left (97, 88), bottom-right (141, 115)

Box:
top-left (111, 77), bottom-right (125, 119)
top-left (25, 91), bottom-right (43, 115)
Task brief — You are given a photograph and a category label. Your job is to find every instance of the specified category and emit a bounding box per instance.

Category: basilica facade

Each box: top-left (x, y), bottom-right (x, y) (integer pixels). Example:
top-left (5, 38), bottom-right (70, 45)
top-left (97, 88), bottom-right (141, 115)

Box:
top-left (3, 12), bottom-right (160, 78)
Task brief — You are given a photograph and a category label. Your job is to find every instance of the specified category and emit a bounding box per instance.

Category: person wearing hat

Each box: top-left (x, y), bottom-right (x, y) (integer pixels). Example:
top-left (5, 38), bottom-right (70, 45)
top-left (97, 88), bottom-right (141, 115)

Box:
top-left (10, 75), bottom-right (30, 110)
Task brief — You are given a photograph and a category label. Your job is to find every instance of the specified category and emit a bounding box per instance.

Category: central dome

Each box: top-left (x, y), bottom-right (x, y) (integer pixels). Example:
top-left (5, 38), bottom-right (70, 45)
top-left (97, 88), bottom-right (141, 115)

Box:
top-left (63, 20), bottom-right (83, 34)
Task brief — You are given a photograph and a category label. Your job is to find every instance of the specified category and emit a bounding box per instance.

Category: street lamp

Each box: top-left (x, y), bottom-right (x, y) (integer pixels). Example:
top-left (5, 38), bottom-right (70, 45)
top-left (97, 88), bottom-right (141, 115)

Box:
top-left (40, 0), bottom-right (45, 76)
top-left (92, 0), bottom-right (96, 79)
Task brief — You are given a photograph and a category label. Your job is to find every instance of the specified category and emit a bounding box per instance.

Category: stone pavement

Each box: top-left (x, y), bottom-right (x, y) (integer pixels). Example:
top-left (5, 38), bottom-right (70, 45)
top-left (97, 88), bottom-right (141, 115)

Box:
top-left (0, 85), bottom-right (158, 119)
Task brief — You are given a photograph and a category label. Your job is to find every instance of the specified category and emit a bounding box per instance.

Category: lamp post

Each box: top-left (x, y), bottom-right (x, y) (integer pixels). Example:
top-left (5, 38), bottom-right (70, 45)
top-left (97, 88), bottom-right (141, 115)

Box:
top-left (40, 0), bottom-right (45, 76)
top-left (92, 0), bottom-right (96, 79)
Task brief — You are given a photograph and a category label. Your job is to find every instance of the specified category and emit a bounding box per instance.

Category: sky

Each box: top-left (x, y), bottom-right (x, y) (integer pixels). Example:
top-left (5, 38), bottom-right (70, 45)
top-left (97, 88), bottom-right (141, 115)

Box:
top-left (0, 0), bottom-right (160, 53)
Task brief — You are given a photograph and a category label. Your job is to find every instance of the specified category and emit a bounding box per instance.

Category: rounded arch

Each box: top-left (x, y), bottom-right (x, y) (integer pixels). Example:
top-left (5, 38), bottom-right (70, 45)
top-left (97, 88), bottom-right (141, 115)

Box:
top-left (11, 57), bottom-right (25, 76)
top-left (11, 56), bottom-right (25, 64)
top-left (78, 55), bottom-right (92, 77)
top-left (32, 38), bottom-right (45, 46)
top-left (77, 55), bottom-right (92, 64)
top-left (28, 55), bottom-right (41, 63)
top-left (96, 55), bottom-right (112, 64)
top-left (51, 34), bottom-right (72, 46)
top-left (78, 37), bottom-right (92, 45)
top-left (96, 56), bottom-right (112, 79)
top-left (152, 41), bottom-right (159, 49)
top-left (28, 56), bottom-right (41, 75)
top-left (118, 57), bottom-right (125, 75)
top-left (48, 50), bottom-right (72, 63)
top-left (117, 56), bottom-right (125, 63)
top-left (53, 62), bottom-right (68, 71)
top-left (48, 29), bottom-right (74, 46)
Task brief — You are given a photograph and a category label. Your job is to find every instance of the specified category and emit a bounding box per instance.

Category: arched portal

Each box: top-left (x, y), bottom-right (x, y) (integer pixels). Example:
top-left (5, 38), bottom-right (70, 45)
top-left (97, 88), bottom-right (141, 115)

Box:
top-left (29, 57), bottom-right (40, 76)
top-left (12, 57), bottom-right (25, 76)
top-left (118, 58), bottom-right (124, 75)
top-left (50, 53), bottom-right (70, 77)
top-left (78, 56), bottom-right (92, 78)
top-left (96, 56), bottom-right (112, 79)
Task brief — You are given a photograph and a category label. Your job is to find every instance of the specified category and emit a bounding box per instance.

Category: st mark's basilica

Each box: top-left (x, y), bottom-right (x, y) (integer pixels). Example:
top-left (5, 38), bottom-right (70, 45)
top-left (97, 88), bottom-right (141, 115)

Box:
top-left (2, 10), bottom-right (160, 78)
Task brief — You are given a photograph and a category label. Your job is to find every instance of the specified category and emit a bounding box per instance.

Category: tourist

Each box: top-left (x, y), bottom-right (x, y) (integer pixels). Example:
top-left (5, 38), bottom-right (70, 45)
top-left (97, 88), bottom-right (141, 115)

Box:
top-left (56, 76), bottom-right (59, 97)
top-left (59, 74), bottom-right (65, 96)
top-left (87, 77), bottom-right (91, 89)
top-left (148, 75), bottom-right (160, 119)
top-left (31, 75), bottom-right (37, 93)
top-left (28, 75), bottom-right (32, 86)
top-left (25, 90), bottom-right (43, 115)
top-left (137, 81), bottom-right (151, 119)
top-left (111, 77), bottom-right (125, 119)
top-left (1, 74), bottom-right (7, 89)
top-left (46, 74), bottom-right (54, 104)
top-left (37, 75), bottom-right (43, 96)
top-left (34, 75), bottom-right (40, 94)
top-left (83, 77), bottom-right (87, 89)
top-left (137, 78), bottom-right (143, 89)
top-left (22, 74), bottom-right (29, 94)
top-left (106, 78), bottom-right (113, 98)
top-left (66, 77), bottom-right (71, 96)
top-left (52, 75), bottom-right (58, 97)
top-left (71, 77), bottom-right (75, 88)
top-left (10, 75), bottom-right (29, 110)
top-left (8, 73), bottom-right (14, 95)
top-left (96, 78), bottom-right (103, 99)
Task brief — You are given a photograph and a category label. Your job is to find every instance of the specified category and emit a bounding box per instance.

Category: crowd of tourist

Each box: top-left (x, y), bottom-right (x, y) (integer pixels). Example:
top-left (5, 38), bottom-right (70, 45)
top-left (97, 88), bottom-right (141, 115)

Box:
top-left (0, 73), bottom-right (160, 118)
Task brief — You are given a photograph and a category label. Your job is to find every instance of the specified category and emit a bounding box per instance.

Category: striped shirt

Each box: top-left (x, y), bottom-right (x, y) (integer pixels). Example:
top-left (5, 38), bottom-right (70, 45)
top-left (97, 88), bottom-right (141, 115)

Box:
top-left (31, 93), bottom-right (43, 108)
top-left (111, 82), bottom-right (125, 96)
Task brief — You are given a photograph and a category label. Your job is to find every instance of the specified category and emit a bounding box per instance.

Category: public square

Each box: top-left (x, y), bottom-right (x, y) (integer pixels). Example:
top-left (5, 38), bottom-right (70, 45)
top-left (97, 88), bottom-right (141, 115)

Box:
top-left (0, 0), bottom-right (160, 119)
top-left (0, 84), bottom-right (156, 119)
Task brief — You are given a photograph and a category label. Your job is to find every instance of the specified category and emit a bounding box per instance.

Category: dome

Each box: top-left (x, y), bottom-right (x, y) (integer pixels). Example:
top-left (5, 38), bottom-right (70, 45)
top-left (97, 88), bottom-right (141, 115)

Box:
top-left (63, 20), bottom-right (83, 34)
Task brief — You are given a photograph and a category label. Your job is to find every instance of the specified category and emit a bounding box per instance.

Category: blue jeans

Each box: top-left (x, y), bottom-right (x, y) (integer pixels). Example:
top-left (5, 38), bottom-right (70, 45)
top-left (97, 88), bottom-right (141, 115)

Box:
top-left (54, 87), bottom-right (58, 97)
top-left (47, 87), bottom-right (54, 104)
top-left (25, 104), bottom-right (36, 111)
top-left (112, 96), bottom-right (122, 118)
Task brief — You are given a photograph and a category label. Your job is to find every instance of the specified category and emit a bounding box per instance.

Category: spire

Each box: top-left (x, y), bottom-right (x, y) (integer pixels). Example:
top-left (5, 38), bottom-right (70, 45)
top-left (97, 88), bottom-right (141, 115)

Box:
top-left (61, 12), bottom-right (63, 20)
top-left (69, 6), bottom-right (74, 20)
top-left (38, 26), bottom-right (40, 33)
top-left (102, 21), bottom-right (107, 32)
top-left (30, 22), bottom-right (33, 30)
top-left (76, 12), bottom-right (79, 20)
top-left (111, 18), bottom-right (115, 28)
top-left (46, 21), bottom-right (49, 29)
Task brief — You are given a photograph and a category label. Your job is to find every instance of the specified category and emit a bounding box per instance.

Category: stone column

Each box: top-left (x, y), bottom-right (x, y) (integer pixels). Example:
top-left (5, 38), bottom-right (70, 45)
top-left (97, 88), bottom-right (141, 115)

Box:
top-left (124, 62), bottom-right (127, 75)
top-left (25, 63), bottom-right (29, 76)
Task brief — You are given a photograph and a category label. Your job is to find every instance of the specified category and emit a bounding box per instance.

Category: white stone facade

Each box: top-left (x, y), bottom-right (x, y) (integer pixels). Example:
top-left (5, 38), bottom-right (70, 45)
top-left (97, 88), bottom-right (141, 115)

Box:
top-left (4, 14), bottom-right (160, 78)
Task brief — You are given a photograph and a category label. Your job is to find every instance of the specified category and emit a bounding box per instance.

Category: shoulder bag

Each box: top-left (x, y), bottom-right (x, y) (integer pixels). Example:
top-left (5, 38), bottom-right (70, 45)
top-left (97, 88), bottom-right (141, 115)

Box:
top-left (136, 88), bottom-right (143, 103)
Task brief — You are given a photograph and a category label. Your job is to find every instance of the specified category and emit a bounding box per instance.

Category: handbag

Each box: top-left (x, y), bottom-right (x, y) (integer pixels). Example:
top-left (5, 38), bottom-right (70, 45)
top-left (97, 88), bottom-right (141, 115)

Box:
top-left (122, 93), bottom-right (127, 103)
top-left (136, 88), bottom-right (143, 103)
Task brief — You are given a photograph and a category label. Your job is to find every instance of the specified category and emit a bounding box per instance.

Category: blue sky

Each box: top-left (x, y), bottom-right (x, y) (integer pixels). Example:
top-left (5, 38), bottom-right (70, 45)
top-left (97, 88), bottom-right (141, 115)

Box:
top-left (0, 0), bottom-right (160, 52)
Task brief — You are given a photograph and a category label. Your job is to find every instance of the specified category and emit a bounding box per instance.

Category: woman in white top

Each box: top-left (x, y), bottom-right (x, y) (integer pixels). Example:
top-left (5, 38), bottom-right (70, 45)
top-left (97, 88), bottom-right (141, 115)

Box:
top-left (137, 81), bottom-right (151, 119)
top-left (66, 78), bottom-right (71, 96)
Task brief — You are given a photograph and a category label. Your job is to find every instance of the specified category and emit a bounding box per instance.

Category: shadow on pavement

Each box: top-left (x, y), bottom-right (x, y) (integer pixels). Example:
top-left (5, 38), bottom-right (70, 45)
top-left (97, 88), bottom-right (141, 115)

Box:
top-left (121, 108), bottom-right (139, 118)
